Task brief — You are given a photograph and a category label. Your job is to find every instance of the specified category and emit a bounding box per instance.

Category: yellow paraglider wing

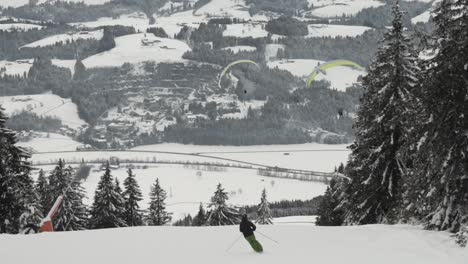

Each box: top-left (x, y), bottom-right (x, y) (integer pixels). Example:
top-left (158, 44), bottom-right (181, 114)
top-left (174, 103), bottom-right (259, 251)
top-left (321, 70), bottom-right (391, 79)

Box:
top-left (306, 60), bottom-right (365, 87)
top-left (218, 60), bottom-right (260, 88)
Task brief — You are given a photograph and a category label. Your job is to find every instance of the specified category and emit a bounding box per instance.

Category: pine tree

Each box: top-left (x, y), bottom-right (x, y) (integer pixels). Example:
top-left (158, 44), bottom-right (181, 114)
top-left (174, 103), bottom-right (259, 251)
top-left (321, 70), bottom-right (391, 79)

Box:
top-left (48, 160), bottom-right (88, 231)
top-left (122, 168), bottom-right (144, 227)
top-left (406, 0), bottom-right (468, 241)
top-left (0, 106), bottom-right (36, 234)
top-left (36, 169), bottom-right (50, 216)
top-left (316, 178), bottom-right (344, 226)
top-left (206, 183), bottom-right (241, 226)
top-left (147, 178), bottom-right (171, 226)
top-left (341, 1), bottom-right (421, 224)
top-left (98, 27), bottom-right (116, 52)
top-left (89, 163), bottom-right (127, 229)
top-left (256, 188), bottom-right (273, 224)
top-left (192, 203), bottom-right (206, 226)
top-left (73, 59), bottom-right (86, 80)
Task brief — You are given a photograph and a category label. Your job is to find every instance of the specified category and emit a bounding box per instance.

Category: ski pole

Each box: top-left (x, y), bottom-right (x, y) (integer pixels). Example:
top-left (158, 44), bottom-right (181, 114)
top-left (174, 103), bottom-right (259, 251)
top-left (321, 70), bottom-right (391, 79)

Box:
top-left (226, 234), bottom-right (243, 253)
top-left (256, 230), bottom-right (279, 244)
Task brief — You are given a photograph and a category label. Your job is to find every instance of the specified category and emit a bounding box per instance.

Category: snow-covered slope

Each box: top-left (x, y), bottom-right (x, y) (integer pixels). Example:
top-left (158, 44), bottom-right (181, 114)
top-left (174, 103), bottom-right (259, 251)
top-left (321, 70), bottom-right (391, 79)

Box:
top-left (0, 94), bottom-right (87, 130)
top-left (0, 23), bottom-right (44, 32)
top-left (2, 225), bottom-right (466, 264)
top-left (308, 0), bottom-right (385, 18)
top-left (18, 132), bottom-right (82, 152)
top-left (153, 10), bottom-right (208, 37)
top-left (20, 30), bottom-right (103, 49)
top-left (0, 59), bottom-right (33, 77)
top-left (0, 0), bottom-right (112, 8)
top-left (222, 46), bottom-right (257, 54)
top-left (51, 59), bottom-right (77, 76)
top-left (82, 33), bottom-right (191, 68)
top-left (70, 12), bottom-right (150, 32)
top-left (195, 0), bottom-right (251, 19)
top-left (223, 23), bottom-right (269, 38)
top-left (307, 24), bottom-right (373, 38)
top-left (267, 59), bottom-right (365, 91)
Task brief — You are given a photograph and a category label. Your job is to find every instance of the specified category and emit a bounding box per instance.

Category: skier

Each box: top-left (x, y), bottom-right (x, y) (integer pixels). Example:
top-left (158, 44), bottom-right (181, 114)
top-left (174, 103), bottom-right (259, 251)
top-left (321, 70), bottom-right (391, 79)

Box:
top-left (239, 214), bottom-right (263, 253)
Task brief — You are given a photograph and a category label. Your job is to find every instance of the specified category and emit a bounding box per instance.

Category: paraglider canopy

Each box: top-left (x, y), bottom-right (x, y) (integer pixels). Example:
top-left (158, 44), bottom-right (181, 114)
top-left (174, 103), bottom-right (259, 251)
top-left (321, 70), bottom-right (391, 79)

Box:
top-left (218, 60), bottom-right (260, 88)
top-left (306, 60), bottom-right (365, 87)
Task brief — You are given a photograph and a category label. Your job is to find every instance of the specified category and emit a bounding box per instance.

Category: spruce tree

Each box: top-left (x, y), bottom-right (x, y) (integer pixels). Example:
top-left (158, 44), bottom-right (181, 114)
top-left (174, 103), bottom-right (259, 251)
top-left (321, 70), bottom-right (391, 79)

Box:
top-left (122, 168), bottom-right (144, 227)
top-left (192, 203), bottom-right (206, 226)
top-left (206, 183), bottom-right (241, 226)
top-left (89, 163), bottom-right (127, 229)
top-left (406, 0), bottom-right (468, 241)
top-left (147, 178), bottom-right (172, 226)
top-left (341, 1), bottom-right (420, 224)
top-left (48, 160), bottom-right (88, 231)
top-left (0, 106), bottom-right (36, 234)
top-left (256, 188), bottom-right (273, 224)
top-left (36, 169), bottom-right (50, 216)
top-left (316, 178), bottom-right (344, 226)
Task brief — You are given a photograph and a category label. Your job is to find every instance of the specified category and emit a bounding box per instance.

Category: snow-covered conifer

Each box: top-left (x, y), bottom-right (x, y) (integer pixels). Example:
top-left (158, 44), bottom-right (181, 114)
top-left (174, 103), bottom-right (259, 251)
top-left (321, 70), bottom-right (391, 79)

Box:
top-left (206, 183), bottom-right (241, 226)
top-left (256, 188), bottom-right (273, 225)
top-left (122, 168), bottom-right (144, 226)
top-left (147, 178), bottom-right (172, 226)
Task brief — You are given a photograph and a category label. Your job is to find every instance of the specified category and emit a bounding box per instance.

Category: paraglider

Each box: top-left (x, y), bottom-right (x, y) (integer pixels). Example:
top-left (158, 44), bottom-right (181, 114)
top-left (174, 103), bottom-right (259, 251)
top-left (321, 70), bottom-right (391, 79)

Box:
top-left (218, 60), bottom-right (260, 88)
top-left (306, 60), bottom-right (365, 87)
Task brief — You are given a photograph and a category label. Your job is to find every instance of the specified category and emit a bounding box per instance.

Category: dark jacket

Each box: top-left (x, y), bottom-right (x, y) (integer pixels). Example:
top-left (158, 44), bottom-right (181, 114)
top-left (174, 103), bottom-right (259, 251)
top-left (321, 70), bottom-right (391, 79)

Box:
top-left (239, 217), bottom-right (256, 237)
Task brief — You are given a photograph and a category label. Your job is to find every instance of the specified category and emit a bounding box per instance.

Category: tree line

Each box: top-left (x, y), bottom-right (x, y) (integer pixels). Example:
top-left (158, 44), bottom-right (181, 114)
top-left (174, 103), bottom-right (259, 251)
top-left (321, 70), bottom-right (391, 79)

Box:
top-left (315, 0), bottom-right (468, 247)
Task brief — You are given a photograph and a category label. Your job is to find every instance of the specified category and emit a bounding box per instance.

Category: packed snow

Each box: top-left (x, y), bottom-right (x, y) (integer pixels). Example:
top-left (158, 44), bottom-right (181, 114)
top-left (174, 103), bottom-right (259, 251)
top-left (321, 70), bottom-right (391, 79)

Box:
top-left (0, 94), bottom-right (87, 130)
top-left (307, 24), bottom-right (373, 38)
top-left (0, 23), bottom-right (44, 32)
top-left (267, 59), bottom-right (366, 91)
top-left (223, 23), bottom-right (269, 38)
top-left (221, 46), bottom-right (257, 54)
top-left (0, 59), bottom-right (33, 77)
top-left (272, 215), bottom-right (317, 224)
top-left (308, 0), bottom-right (385, 18)
top-left (411, 10), bottom-right (432, 24)
top-left (2, 225), bottom-right (467, 264)
top-left (195, 0), bottom-right (251, 19)
top-left (82, 33), bottom-right (191, 68)
top-left (20, 30), bottom-right (103, 49)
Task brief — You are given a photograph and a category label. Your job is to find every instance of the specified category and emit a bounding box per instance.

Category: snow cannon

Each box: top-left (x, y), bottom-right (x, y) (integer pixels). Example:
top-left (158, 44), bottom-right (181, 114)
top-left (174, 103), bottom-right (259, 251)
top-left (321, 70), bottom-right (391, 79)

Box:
top-left (39, 195), bottom-right (64, 232)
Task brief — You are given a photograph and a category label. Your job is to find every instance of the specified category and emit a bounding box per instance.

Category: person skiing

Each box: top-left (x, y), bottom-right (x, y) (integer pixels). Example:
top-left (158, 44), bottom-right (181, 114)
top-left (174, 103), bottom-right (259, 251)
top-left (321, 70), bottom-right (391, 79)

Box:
top-left (239, 214), bottom-right (263, 253)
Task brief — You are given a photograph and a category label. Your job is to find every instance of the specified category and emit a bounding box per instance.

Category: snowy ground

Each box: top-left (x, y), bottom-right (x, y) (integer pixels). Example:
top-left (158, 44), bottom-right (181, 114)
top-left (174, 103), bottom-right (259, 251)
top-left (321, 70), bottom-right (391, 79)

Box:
top-left (20, 30), bottom-right (103, 49)
top-left (222, 46), bottom-right (257, 54)
top-left (0, 23), bottom-right (44, 32)
top-left (51, 59), bottom-right (77, 76)
top-left (75, 165), bottom-right (328, 220)
top-left (0, 59), bottom-right (33, 77)
top-left (195, 0), bottom-right (251, 19)
top-left (18, 133), bottom-right (82, 153)
top-left (82, 33), bottom-right (191, 68)
top-left (0, 93), bottom-right (87, 130)
top-left (307, 24), bottom-right (373, 38)
top-left (267, 59), bottom-right (365, 91)
top-left (223, 23), bottom-right (269, 38)
top-left (153, 10), bottom-right (208, 37)
top-left (308, 0), bottom-right (385, 18)
top-left (70, 12), bottom-right (150, 32)
top-left (1, 224), bottom-right (466, 264)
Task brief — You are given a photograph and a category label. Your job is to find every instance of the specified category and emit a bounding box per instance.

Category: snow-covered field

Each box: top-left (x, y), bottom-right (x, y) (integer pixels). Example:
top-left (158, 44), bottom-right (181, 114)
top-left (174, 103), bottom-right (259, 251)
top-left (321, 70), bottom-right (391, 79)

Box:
top-left (307, 24), bottom-right (372, 38)
top-left (222, 46), bottom-right (257, 54)
top-left (223, 23), bottom-right (269, 38)
top-left (267, 59), bottom-right (365, 91)
top-left (18, 133), bottom-right (82, 152)
top-left (70, 12), bottom-right (150, 32)
top-left (20, 30), bottom-right (103, 49)
top-left (2, 224), bottom-right (466, 264)
top-left (0, 23), bottom-right (44, 32)
top-left (153, 10), bottom-right (208, 37)
top-left (195, 0), bottom-right (251, 19)
top-left (82, 33), bottom-right (191, 68)
top-left (308, 0), bottom-right (385, 18)
top-left (51, 59), bottom-right (77, 75)
top-left (0, 59), bottom-right (33, 77)
top-left (76, 165), bottom-right (327, 219)
top-left (0, 94), bottom-right (87, 130)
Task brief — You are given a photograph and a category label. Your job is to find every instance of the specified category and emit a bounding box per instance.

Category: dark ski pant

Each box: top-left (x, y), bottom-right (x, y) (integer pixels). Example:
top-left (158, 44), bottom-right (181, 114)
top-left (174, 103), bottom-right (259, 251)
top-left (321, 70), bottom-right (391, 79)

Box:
top-left (245, 235), bottom-right (263, 252)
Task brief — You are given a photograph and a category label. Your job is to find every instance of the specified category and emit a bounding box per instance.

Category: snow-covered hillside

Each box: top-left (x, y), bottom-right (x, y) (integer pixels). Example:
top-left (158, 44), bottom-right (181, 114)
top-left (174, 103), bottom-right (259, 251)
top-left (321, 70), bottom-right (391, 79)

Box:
top-left (20, 30), bottom-right (103, 49)
top-left (51, 59), bottom-right (77, 75)
top-left (17, 132), bottom-right (82, 152)
top-left (267, 59), bottom-right (365, 91)
top-left (307, 24), bottom-right (373, 38)
top-left (308, 0), bottom-right (385, 18)
top-left (0, 23), bottom-right (44, 32)
top-left (82, 33), bottom-right (191, 68)
top-left (223, 23), bottom-right (269, 38)
top-left (222, 46), bottom-right (257, 54)
top-left (0, 59), bottom-right (33, 77)
top-left (0, 0), bottom-right (112, 8)
top-left (0, 94), bottom-right (87, 130)
top-left (70, 12), bottom-right (150, 32)
top-left (2, 225), bottom-right (466, 264)
top-left (195, 0), bottom-right (251, 19)
top-left (154, 10), bottom-right (208, 37)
